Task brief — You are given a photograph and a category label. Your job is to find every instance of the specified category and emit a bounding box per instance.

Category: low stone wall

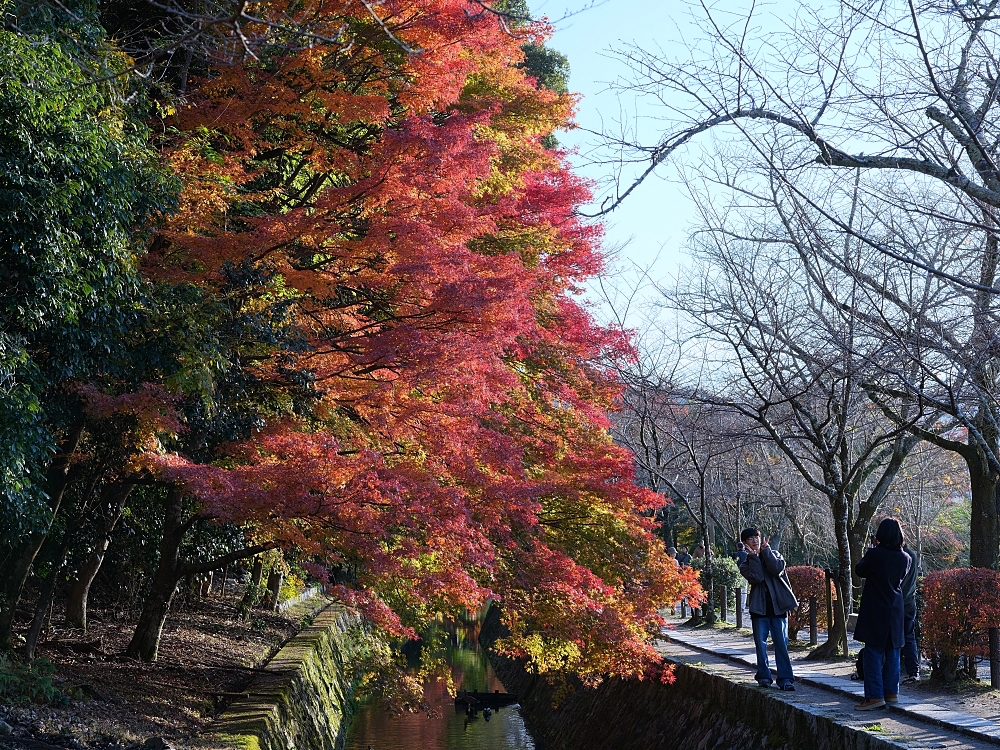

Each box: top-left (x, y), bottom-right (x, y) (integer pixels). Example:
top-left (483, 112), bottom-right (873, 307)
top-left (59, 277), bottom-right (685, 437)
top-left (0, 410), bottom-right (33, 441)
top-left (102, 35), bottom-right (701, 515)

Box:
top-left (207, 604), bottom-right (362, 750)
top-left (481, 607), bottom-right (900, 750)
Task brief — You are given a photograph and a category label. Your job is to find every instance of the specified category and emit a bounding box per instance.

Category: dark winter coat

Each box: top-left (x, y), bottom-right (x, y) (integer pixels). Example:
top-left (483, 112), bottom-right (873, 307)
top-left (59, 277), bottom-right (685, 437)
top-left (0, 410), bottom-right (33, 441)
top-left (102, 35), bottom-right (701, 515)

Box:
top-left (738, 545), bottom-right (799, 617)
top-left (854, 545), bottom-right (911, 649)
top-left (901, 545), bottom-right (918, 617)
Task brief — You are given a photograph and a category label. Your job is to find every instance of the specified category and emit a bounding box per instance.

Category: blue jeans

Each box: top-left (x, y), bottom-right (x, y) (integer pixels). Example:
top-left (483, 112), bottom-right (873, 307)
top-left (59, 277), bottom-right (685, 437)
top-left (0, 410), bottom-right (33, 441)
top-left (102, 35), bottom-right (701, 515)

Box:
top-left (863, 641), bottom-right (901, 699)
top-left (901, 609), bottom-right (918, 677)
top-left (751, 615), bottom-right (793, 686)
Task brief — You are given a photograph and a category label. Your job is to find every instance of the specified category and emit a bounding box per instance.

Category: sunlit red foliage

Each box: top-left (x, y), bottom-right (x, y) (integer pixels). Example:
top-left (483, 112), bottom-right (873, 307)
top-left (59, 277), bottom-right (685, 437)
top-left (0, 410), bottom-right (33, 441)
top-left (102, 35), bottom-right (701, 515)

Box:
top-left (785, 566), bottom-right (827, 640)
top-left (921, 568), bottom-right (1000, 660)
top-left (129, 0), bottom-right (690, 683)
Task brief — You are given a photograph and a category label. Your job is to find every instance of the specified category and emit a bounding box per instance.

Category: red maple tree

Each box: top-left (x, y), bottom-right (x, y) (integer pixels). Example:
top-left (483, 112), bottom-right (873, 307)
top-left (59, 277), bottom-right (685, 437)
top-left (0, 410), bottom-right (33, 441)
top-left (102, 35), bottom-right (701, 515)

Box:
top-left (120, 0), bottom-right (699, 682)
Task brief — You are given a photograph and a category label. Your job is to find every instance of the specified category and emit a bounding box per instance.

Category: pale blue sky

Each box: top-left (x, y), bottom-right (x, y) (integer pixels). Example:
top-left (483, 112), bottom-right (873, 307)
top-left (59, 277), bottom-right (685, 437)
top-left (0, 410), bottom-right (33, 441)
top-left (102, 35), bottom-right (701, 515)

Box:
top-left (544, 0), bottom-right (793, 306)
top-left (547, 0), bottom-right (699, 282)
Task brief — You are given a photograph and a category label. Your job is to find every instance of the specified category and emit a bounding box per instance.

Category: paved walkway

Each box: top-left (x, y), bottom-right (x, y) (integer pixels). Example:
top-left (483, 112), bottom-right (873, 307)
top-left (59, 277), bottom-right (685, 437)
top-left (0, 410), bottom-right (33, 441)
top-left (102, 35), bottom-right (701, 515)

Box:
top-left (658, 611), bottom-right (1000, 747)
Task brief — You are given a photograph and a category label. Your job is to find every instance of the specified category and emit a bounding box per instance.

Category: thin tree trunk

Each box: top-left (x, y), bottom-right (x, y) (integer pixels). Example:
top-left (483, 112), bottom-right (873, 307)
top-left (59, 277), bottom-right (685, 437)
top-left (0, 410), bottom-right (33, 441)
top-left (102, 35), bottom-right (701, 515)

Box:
top-left (239, 556), bottom-right (265, 620)
top-left (0, 423), bottom-right (84, 648)
top-left (24, 559), bottom-right (66, 661)
top-left (699, 479), bottom-right (715, 625)
top-left (65, 482), bottom-right (133, 631)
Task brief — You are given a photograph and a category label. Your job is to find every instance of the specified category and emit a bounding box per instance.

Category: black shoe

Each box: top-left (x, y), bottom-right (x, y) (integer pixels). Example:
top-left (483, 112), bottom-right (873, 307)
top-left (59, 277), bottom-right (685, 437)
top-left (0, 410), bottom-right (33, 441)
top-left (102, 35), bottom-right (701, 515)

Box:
top-left (901, 675), bottom-right (918, 685)
top-left (757, 681), bottom-right (773, 688)
top-left (779, 684), bottom-right (796, 691)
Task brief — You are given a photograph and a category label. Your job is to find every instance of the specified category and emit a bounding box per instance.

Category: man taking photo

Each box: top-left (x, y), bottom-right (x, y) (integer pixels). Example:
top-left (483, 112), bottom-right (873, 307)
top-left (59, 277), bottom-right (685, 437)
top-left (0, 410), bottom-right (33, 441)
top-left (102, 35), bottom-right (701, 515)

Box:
top-left (738, 527), bottom-right (799, 690)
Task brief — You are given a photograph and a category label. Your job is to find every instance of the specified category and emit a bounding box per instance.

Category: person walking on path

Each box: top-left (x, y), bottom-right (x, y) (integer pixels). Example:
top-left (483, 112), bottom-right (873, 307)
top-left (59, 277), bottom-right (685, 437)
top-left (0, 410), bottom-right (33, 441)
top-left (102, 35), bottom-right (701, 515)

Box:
top-left (738, 527), bottom-right (798, 691)
top-left (692, 541), bottom-right (706, 560)
top-left (901, 542), bottom-right (919, 683)
top-left (854, 518), bottom-right (911, 711)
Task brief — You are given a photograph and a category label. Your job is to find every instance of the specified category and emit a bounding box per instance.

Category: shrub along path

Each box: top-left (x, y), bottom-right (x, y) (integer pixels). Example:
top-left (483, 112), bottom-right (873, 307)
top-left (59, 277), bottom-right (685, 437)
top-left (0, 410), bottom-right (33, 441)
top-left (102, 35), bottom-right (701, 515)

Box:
top-left (660, 611), bottom-right (1000, 747)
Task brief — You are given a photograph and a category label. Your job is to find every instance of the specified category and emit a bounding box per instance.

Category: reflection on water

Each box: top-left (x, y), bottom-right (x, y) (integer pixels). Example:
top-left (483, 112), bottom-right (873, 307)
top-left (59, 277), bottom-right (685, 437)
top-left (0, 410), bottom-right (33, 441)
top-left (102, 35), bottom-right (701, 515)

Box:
top-left (344, 623), bottom-right (537, 750)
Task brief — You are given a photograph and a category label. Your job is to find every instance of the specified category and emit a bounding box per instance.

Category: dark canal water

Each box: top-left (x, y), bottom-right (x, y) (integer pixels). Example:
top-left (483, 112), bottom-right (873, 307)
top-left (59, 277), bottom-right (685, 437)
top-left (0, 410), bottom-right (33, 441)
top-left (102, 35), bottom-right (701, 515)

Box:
top-left (344, 625), bottom-right (538, 750)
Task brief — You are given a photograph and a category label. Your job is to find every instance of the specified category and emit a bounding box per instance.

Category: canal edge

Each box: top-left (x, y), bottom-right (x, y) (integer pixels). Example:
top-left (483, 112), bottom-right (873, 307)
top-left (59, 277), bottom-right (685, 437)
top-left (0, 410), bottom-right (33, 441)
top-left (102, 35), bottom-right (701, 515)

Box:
top-left (664, 628), bottom-right (1000, 747)
top-left (197, 603), bottom-right (364, 750)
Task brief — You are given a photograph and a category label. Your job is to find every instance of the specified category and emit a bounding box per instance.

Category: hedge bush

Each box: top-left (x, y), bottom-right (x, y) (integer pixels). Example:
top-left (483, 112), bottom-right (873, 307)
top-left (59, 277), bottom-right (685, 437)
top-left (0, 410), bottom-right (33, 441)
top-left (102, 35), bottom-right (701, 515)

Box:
top-left (921, 568), bottom-right (1000, 682)
top-left (785, 566), bottom-right (828, 641)
top-left (690, 555), bottom-right (741, 610)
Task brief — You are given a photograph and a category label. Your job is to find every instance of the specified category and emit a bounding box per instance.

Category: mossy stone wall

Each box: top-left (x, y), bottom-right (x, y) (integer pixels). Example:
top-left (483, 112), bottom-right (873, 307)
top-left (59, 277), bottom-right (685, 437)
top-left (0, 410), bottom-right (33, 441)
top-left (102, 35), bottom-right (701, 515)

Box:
top-left (208, 604), bottom-right (362, 750)
top-left (480, 606), bottom-right (901, 750)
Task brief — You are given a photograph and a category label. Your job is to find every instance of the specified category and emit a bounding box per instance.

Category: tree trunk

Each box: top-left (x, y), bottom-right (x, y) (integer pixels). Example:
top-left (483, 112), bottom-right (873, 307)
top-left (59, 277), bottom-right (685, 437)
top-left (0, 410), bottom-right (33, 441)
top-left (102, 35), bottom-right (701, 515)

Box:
top-left (23, 557), bottom-right (66, 661)
top-left (66, 546), bottom-right (109, 632)
top-left (239, 556), bottom-right (265, 619)
top-left (966, 449), bottom-right (1000, 570)
top-left (848, 517), bottom-right (870, 600)
top-left (703, 549), bottom-right (716, 625)
top-left (125, 488), bottom-right (185, 662)
top-left (833, 501), bottom-right (853, 608)
top-left (806, 573), bottom-right (849, 660)
top-left (807, 498), bottom-right (852, 659)
top-left (0, 423), bottom-right (84, 648)
top-left (265, 568), bottom-right (283, 612)
top-left (65, 482), bottom-right (132, 631)
top-left (123, 488), bottom-right (273, 660)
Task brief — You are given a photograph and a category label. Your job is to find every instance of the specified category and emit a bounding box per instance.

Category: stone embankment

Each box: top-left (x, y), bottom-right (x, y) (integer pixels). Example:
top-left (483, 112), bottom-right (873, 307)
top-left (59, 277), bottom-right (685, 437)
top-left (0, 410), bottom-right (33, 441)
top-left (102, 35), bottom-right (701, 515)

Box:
top-left (204, 604), bottom-right (362, 750)
top-left (480, 606), bottom-right (922, 750)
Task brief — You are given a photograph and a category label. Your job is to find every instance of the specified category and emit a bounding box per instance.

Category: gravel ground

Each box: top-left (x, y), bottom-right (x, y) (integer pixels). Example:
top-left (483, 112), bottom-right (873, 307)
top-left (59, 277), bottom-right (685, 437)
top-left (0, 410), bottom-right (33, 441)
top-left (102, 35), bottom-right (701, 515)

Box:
top-left (0, 594), bottom-right (327, 750)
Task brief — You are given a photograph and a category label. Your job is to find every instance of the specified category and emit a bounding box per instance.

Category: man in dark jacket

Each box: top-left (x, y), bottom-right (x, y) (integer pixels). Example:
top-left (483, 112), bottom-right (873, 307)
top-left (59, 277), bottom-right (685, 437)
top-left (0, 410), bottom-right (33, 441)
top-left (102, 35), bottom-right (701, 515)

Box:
top-left (900, 543), bottom-right (919, 683)
top-left (738, 527), bottom-right (799, 690)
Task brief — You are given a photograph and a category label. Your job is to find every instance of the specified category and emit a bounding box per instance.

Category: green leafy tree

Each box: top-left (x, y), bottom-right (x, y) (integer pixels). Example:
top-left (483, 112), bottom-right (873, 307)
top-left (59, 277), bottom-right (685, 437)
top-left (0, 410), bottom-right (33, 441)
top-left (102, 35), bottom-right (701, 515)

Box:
top-left (0, 6), bottom-right (173, 646)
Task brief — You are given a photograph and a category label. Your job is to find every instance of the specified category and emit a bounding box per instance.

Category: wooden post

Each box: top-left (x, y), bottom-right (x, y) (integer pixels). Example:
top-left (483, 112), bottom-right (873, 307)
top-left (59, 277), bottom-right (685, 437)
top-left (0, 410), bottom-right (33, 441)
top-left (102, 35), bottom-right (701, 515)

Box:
top-left (809, 596), bottom-right (818, 646)
top-left (680, 599), bottom-right (687, 618)
top-left (990, 627), bottom-right (1000, 688)
top-left (720, 585), bottom-right (728, 623)
top-left (736, 588), bottom-right (744, 629)
top-left (221, 563), bottom-right (230, 599)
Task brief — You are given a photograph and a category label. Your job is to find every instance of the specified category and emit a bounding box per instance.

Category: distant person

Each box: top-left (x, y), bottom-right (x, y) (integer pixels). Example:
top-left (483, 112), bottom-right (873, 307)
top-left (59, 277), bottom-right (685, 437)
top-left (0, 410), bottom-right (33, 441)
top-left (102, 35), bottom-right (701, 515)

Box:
top-left (665, 547), bottom-right (679, 613)
top-left (738, 527), bottom-right (798, 690)
top-left (735, 541), bottom-right (747, 564)
top-left (901, 542), bottom-right (920, 684)
top-left (853, 518), bottom-right (911, 711)
top-left (692, 541), bottom-right (706, 559)
top-left (676, 546), bottom-right (692, 566)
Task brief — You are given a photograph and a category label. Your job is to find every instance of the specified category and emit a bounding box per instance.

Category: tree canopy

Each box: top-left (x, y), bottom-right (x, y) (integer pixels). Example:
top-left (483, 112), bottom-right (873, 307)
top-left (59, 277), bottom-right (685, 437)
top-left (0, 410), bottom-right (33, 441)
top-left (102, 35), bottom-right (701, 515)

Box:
top-left (0, 0), bottom-right (696, 689)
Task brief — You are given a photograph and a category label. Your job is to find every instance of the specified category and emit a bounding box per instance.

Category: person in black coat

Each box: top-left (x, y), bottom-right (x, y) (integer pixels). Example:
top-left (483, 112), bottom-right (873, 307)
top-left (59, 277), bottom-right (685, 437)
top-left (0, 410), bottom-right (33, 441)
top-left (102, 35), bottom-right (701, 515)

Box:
top-left (853, 518), bottom-right (911, 710)
top-left (900, 543), bottom-right (919, 682)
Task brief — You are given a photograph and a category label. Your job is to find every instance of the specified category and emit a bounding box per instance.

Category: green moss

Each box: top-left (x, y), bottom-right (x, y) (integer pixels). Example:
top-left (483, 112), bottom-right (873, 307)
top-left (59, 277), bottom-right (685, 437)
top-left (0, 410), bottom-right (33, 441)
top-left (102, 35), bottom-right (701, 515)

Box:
top-left (766, 731), bottom-right (790, 748)
top-left (210, 605), bottom-right (364, 750)
top-left (214, 733), bottom-right (262, 750)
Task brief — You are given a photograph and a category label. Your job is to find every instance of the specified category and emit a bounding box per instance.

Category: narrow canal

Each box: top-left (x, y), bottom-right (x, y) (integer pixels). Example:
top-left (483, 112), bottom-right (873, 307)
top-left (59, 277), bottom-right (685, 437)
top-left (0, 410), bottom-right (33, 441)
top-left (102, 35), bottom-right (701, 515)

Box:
top-left (344, 623), bottom-right (538, 750)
